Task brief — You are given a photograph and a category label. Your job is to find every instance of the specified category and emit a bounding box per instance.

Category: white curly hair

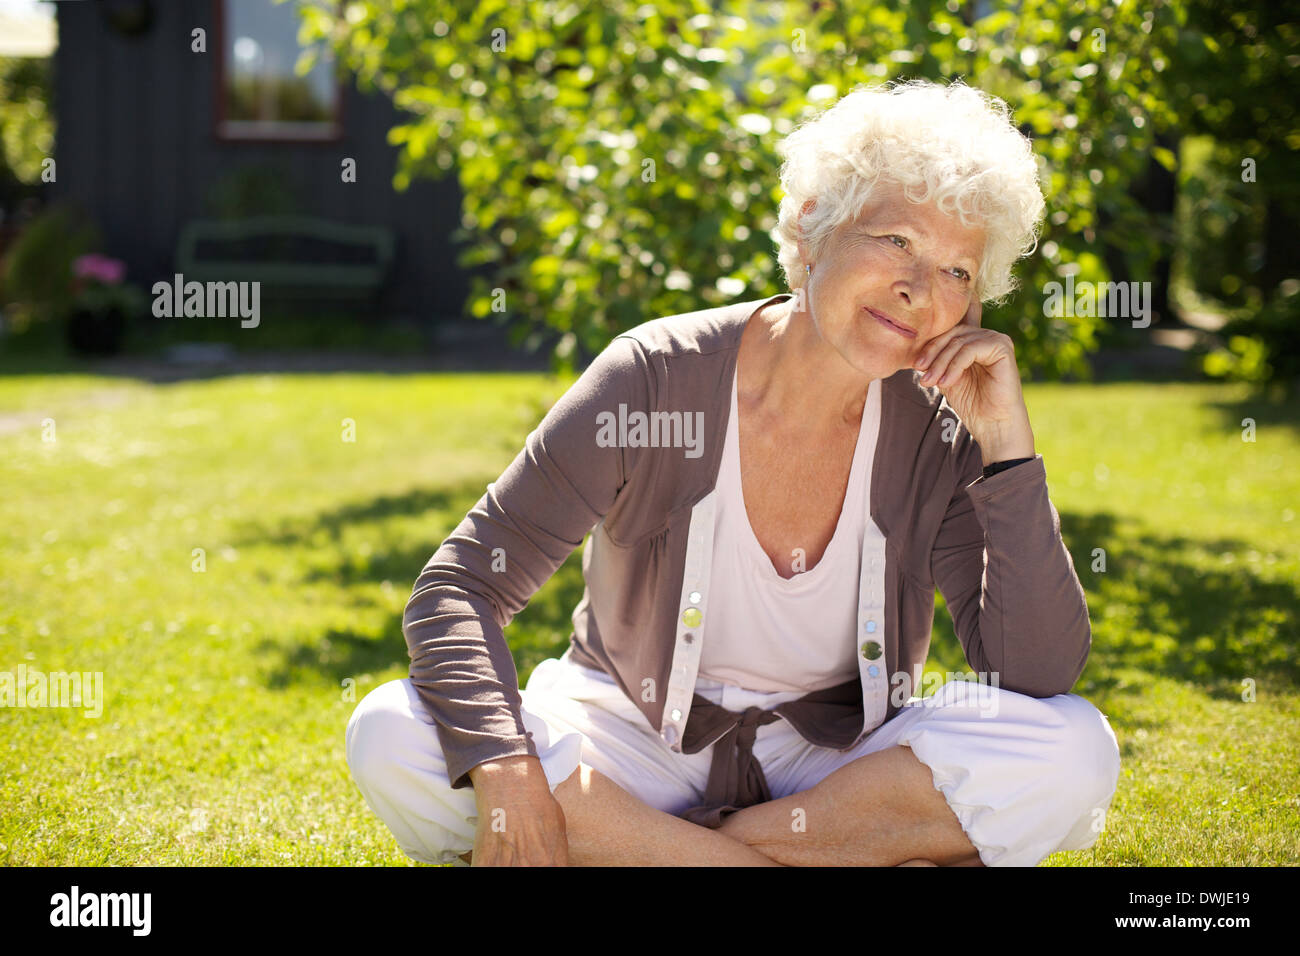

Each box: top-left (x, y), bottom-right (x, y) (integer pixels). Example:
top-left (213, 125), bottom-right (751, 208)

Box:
top-left (772, 77), bottom-right (1045, 304)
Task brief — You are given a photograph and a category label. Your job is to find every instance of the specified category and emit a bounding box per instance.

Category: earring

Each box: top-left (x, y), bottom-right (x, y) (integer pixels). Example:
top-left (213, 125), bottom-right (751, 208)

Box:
top-left (805, 264), bottom-right (812, 276)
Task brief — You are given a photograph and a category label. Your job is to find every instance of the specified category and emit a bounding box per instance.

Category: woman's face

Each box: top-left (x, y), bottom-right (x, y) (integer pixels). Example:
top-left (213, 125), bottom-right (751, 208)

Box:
top-left (802, 182), bottom-right (987, 381)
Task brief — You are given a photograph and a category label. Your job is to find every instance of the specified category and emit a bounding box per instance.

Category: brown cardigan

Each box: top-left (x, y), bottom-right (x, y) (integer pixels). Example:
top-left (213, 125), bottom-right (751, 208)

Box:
top-left (402, 293), bottom-right (1092, 822)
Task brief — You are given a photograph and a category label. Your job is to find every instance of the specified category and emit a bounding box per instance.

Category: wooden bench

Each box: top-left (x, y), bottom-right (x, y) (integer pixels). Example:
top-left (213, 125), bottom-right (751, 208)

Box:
top-left (175, 215), bottom-right (395, 306)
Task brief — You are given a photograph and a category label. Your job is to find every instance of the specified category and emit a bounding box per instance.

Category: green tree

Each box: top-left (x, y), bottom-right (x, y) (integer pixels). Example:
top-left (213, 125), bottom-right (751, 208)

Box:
top-left (0, 55), bottom-right (52, 189)
top-left (1162, 1), bottom-right (1299, 395)
top-left (298, 0), bottom-right (1273, 382)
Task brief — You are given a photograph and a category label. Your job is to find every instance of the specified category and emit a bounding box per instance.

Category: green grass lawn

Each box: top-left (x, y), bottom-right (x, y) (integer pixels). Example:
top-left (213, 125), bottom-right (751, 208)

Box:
top-left (1, 368), bottom-right (1296, 866)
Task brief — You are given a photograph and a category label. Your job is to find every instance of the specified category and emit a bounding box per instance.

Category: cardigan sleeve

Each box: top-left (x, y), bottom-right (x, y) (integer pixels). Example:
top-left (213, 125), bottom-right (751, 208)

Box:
top-left (929, 434), bottom-right (1092, 698)
top-left (402, 333), bottom-right (653, 790)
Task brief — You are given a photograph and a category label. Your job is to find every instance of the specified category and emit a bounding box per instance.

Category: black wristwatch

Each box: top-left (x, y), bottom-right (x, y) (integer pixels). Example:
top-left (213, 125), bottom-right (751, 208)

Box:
top-left (981, 456), bottom-right (1035, 480)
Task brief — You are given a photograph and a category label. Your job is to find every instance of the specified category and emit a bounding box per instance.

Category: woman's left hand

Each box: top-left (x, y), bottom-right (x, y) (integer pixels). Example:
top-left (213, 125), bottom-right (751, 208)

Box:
top-left (912, 297), bottom-right (1034, 457)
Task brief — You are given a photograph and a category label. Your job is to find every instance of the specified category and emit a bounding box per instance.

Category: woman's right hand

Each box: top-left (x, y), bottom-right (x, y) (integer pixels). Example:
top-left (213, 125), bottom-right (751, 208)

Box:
top-left (467, 756), bottom-right (570, 866)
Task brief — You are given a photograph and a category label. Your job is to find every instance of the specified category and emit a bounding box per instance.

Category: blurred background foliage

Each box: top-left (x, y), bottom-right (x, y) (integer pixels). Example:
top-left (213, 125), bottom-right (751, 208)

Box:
top-left (0, 3), bottom-right (1293, 389)
top-left (294, 0), bottom-right (1298, 392)
top-left (0, 54), bottom-right (52, 190)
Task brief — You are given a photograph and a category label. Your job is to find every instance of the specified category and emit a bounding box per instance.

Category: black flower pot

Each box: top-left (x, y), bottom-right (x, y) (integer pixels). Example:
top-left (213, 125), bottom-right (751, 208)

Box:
top-left (65, 305), bottom-right (128, 356)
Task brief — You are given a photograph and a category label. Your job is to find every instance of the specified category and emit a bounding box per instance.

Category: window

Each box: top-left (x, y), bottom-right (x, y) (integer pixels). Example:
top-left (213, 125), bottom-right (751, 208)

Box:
top-left (216, 0), bottom-right (341, 141)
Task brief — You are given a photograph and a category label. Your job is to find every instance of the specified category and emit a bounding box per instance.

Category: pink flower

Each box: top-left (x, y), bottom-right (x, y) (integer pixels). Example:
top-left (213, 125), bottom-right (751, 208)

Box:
top-left (73, 254), bottom-right (126, 285)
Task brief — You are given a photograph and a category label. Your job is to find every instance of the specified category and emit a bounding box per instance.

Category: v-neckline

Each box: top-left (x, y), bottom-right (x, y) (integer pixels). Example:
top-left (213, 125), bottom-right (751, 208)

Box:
top-left (729, 365), bottom-right (873, 587)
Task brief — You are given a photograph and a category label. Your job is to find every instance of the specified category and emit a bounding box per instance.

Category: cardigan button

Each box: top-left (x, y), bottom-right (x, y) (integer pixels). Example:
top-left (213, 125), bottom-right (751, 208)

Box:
top-left (865, 620), bottom-right (877, 633)
top-left (670, 708), bottom-right (682, 721)
top-left (689, 590), bottom-right (702, 604)
top-left (681, 607), bottom-right (702, 628)
top-left (860, 641), bottom-right (883, 661)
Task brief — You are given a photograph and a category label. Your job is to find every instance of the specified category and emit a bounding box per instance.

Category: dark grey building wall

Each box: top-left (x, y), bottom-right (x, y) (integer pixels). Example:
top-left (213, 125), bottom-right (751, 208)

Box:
top-left (51, 0), bottom-right (469, 322)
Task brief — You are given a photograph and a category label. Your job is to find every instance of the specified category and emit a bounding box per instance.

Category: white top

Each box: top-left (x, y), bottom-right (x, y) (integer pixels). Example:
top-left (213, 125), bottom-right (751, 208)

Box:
top-left (695, 365), bottom-right (885, 695)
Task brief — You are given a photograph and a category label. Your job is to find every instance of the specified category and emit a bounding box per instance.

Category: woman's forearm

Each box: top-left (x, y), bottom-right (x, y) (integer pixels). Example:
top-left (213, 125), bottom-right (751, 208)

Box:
top-left (973, 410), bottom-right (1036, 467)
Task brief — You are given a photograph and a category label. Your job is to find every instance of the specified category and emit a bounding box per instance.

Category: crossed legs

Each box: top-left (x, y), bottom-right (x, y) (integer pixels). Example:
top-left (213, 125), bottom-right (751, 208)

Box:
top-left (715, 743), bottom-right (984, 866)
top-left (459, 744), bottom-right (981, 866)
top-left (351, 671), bottom-right (1118, 867)
top-left (457, 762), bottom-right (781, 865)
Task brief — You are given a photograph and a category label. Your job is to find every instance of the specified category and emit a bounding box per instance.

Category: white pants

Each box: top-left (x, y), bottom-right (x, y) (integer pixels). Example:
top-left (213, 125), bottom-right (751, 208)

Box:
top-left (346, 650), bottom-right (1121, 867)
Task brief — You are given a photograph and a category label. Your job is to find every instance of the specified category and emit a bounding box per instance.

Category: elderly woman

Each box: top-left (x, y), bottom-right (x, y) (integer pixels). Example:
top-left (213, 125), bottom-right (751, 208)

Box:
top-left (345, 78), bottom-right (1121, 867)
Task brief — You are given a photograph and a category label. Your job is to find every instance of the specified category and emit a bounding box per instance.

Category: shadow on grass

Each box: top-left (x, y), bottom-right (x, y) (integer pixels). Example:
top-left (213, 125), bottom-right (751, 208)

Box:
top-left (255, 561), bottom-right (587, 693)
top-left (247, 477), bottom-right (1298, 713)
top-left (231, 479), bottom-right (489, 550)
top-left (257, 617), bottom-right (408, 692)
top-left (1205, 392), bottom-right (1300, 443)
top-left (924, 509), bottom-right (1297, 718)
top-left (241, 477), bottom-right (585, 691)
top-left (1067, 513), bottom-right (1299, 695)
